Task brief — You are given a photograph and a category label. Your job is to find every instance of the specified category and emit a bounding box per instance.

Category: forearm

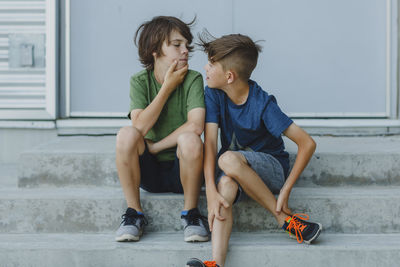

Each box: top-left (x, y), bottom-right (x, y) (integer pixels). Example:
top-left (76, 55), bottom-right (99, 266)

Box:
top-left (150, 120), bottom-right (203, 153)
top-left (282, 139), bottom-right (316, 192)
top-left (204, 139), bottom-right (218, 195)
top-left (131, 88), bottom-right (171, 136)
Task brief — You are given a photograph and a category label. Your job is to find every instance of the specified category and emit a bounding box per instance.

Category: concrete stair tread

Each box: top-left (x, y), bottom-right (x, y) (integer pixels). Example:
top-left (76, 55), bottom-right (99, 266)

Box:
top-left (1, 233), bottom-right (400, 267)
top-left (0, 163), bottom-right (18, 187)
top-left (286, 135), bottom-right (400, 154)
top-left (21, 136), bottom-right (116, 153)
top-left (1, 186), bottom-right (399, 234)
top-left (18, 135), bottom-right (400, 187)
top-left (2, 232), bottom-right (400, 250)
top-left (1, 185), bottom-right (400, 198)
top-left (21, 135), bottom-right (400, 154)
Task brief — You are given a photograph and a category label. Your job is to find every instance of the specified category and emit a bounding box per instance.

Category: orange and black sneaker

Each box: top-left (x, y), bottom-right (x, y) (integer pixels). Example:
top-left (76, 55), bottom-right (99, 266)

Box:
top-left (186, 258), bottom-right (220, 267)
top-left (282, 213), bottom-right (322, 244)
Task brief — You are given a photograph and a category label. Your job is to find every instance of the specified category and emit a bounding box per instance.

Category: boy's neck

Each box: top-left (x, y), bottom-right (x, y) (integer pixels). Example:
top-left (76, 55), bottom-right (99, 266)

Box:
top-left (222, 79), bottom-right (250, 105)
top-left (153, 63), bottom-right (167, 85)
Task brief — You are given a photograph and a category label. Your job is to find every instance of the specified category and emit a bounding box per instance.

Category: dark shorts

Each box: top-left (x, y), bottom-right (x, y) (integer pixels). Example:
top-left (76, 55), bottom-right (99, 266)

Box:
top-left (139, 144), bottom-right (183, 193)
top-left (215, 150), bottom-right (286, 204)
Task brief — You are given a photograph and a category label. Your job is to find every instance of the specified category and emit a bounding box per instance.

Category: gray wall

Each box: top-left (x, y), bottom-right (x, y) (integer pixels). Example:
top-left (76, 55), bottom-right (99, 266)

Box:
top-left (65, 0), bottom-right (398, 118)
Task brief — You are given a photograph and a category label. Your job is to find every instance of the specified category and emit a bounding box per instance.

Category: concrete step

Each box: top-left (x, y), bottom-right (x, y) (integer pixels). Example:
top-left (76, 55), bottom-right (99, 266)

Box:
top-left (1, 186), bottom-right (399, 234)
top-left (17, 136), bottom-right (400, 188)
top-left (1, 232), bottom-right (399, 267)
top-left (0, 163), bottom-right (18, 188)
top-left (18, 136), bottom-right (118, 188)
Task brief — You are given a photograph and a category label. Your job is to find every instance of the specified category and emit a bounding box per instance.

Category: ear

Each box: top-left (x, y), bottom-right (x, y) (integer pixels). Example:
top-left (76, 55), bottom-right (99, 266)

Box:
top-left (152, 52), bottom-right (157, 59)
top-left (226, 70), bottom-right (236, 84)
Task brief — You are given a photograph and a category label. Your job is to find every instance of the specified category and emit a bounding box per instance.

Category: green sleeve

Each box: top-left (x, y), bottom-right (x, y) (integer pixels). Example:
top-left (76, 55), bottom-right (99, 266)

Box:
top-left (129, 75), bottom-right (148, 112)
top-left (186, 73), bottom-right (205, 112)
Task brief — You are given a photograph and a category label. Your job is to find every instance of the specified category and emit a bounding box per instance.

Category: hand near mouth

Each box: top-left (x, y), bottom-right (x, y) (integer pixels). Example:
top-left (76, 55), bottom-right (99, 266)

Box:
top-left (176, 58), bottom-right (189, 70)
top-left (163, 60), bottom-right (188, 94)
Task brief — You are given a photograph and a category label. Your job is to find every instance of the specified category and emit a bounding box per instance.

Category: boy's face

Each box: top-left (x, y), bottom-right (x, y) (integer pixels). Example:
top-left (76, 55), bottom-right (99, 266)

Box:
top-left (204, 61), bottom-right (227, 88)
top-left (154, 30), bottom-right (189, 70)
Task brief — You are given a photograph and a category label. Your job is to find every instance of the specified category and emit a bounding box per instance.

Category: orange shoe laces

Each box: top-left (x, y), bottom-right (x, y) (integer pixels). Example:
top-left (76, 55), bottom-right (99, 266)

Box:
top-left (204, 261), bottom-right (218, 267)
top-left (285, 213), bottom-right (309, 243)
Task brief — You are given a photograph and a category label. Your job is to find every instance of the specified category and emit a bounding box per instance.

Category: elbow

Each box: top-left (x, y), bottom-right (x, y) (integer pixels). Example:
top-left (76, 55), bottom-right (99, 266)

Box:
top-left (130, 111), bottom-right (147, 137)
top-left (308, 137), bottom-right (317, 154)
top-left (131, 120), bottom-right (147, 137)
top-left (189, 122), bottom-right (204, 136)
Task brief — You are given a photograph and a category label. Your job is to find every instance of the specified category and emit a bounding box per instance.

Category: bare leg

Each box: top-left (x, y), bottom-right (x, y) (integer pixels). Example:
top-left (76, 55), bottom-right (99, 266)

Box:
top-left (218, 151), bottom-right (288, 227)
top-left (176, 132), bottom-right (203, 210)
top-left (212, 176), bottom-right (238, 267)
top-left (115, 126), bottom-right (145, 212)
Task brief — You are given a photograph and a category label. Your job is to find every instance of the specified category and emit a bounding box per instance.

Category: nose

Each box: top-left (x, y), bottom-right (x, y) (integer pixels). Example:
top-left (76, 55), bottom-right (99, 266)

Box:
top-left (181, 45), bottom-right (188, 55)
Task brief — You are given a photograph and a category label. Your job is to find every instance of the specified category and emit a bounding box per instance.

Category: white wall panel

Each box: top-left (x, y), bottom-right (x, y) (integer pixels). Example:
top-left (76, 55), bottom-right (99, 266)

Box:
top-left (0, 0), bottom-right (55, 119)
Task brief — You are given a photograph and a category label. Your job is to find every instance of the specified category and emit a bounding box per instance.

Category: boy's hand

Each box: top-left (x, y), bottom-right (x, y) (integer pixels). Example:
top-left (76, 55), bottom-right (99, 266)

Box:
top-left (163, 60), bottom-right (188, 94)
top-left (207, 191), bottom-right (230, 232)
top-left (276, 187), bottom-right (292, 216)
top-left (145, 139), bottom-right (159, 155)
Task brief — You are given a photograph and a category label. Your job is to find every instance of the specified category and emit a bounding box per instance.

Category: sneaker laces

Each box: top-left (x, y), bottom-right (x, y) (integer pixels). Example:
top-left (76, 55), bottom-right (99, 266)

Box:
top-left (286, 213), bottom-right (309, 243)
top-left (121, 213), bottom-right (148, 227)
top-left (187, 209), bottom-right (208, 227)
top-left (204, 261), bottom-right (218, 267)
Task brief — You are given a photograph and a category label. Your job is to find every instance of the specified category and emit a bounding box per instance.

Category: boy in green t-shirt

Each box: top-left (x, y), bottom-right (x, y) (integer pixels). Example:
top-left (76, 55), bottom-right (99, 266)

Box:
top-left (115, 16), bottom-right (209, 243)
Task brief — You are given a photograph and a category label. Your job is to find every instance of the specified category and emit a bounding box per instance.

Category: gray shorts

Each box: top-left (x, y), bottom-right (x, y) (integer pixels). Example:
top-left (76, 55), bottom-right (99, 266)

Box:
top-left (215, 150), bottom-right (286, 204)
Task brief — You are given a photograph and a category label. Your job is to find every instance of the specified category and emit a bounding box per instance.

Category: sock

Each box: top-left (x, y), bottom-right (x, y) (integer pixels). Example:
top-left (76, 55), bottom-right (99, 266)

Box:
top-left (181, 210), bottom-right (188, 216)
top-left (137, 211), bottom-right (144, 215)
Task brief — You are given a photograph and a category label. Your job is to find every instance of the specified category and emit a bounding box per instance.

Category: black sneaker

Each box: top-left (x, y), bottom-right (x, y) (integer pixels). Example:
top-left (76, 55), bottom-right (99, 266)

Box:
top-left (282, 213), bottom-right (322, 244)
top-left (115, 207), bottom-right (148, 242)
top-left (186, 258), bottom-right (219, 267)
top-left (181, 208), bottom-right (210, 242)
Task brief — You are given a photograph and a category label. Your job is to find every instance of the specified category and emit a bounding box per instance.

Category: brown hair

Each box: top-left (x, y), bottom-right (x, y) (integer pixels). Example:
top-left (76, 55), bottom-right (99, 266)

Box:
top-left (198, 31), bottom-right (262, 81)
top-left (134, 16), bottom-right (195, 70)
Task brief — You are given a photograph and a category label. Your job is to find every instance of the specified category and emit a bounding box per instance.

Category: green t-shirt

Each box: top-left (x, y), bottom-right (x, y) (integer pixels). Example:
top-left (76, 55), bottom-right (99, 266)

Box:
top-left (129, 69), bottom-right (205, 161)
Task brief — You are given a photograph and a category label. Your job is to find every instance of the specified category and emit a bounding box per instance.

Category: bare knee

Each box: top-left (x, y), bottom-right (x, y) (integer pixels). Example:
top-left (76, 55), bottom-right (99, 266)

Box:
top-left (218, 151), bottom-right (246, 177)
top-left (116, 126), bottom-right (144, 155)
top-left (217, 176), bottom-right (239, 205)
top-left (177, 132), bottom-right (203, 160)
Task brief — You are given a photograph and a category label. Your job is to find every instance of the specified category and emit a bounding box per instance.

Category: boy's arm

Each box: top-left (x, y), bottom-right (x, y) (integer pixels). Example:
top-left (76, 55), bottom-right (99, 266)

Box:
top-left (130, 61), bottom-right (188, 136)
top-left (146, 107), bottom-right (205, 154)
top-left (204, 122), bottom-right (229, 231)
top-left (277, 123), bottom-right (316, 215)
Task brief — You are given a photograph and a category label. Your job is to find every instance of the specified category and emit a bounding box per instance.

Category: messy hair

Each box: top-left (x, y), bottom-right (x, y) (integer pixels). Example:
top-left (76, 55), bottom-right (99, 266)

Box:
top-left (134, 16), bottom-right (195, 70)
top-left (198, 30), bottom-right (262, 81)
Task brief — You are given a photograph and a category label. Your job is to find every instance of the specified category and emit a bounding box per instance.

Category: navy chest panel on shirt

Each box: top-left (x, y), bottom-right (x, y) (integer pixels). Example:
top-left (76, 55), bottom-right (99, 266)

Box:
top-left (219, 95), bottom-right (270, 150)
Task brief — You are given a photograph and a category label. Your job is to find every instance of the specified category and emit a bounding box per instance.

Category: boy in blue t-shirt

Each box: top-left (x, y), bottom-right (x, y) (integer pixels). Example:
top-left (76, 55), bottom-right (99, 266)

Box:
top-left (186, 33), bottom-right (322, 267)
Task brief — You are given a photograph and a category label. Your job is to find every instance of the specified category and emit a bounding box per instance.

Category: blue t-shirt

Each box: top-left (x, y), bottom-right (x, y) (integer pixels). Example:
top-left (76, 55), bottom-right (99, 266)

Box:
top-left (205, 80), bottom-right (293, 177)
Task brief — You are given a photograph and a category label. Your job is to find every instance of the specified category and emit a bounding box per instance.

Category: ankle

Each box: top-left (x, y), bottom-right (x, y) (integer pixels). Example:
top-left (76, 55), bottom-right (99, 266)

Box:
top-left (127, 206), bottom-right (143, 213)
top-left (275, 212), bottom-right (290, 228)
